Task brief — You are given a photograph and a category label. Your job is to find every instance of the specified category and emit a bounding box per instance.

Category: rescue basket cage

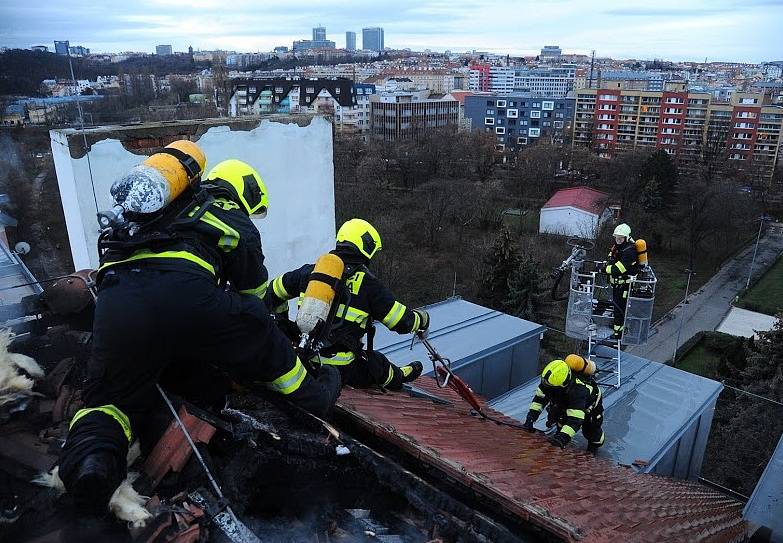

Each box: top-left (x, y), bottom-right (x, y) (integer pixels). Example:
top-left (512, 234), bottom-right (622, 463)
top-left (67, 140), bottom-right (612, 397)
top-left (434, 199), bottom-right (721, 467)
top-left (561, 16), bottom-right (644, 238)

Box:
top-left (562, 237), bottom-right (657, 347)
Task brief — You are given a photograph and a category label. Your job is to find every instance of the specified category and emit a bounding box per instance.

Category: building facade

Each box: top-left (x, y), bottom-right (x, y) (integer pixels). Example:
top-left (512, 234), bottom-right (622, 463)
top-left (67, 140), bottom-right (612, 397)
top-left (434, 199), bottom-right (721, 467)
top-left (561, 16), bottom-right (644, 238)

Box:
top-left (54, 41), bottom-right (69, 56)
top-left (370, 97), bottom-right (459, 141)
top-left (156, 45), bottom-right (173, 56)
top-left (572, 88), bottom-right (783, 178)
top-left (465, 93), bottom-right (575, 152)
top-left (468, 63), bottom-right (491, 92)
top-left (346, 31), bottom-right (356, 51)
top-left (514, 66), bottom-right (576, 98)
top-left (313, 26), bottom-right (326, 41)
top-left (362, 27), bottom-right (384, 51)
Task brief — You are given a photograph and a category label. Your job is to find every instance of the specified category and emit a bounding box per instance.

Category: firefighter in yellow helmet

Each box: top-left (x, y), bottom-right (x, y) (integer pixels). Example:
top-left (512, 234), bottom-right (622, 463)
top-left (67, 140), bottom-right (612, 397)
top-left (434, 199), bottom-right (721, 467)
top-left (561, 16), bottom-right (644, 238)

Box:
top-left (58, 154), bottom-right (340, 515)
top-left (605, 223), bottom-right (639, 340)
top-left (522, 359), bottom-right (605, 452)
top-left (265, 218), bottom-right (429, 390)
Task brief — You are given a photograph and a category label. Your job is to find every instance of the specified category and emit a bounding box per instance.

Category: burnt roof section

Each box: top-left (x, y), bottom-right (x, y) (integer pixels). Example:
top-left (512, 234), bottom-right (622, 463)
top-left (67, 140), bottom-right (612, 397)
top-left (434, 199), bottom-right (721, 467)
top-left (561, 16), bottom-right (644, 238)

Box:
top-left (336, 377), bottom-right (748, 543)
top-left (50, 115), bottom-right (318, 159)
top-left (233, 77), bottom-right (357, 108)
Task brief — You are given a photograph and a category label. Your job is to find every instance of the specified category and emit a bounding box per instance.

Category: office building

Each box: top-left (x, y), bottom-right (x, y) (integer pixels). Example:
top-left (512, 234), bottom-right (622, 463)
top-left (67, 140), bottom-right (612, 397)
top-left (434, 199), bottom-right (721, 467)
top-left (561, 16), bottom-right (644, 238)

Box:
top-left (313, 26), bottom-right (326, 41)
top-left (370, 95), bottom-right (459, 140)
top-left (54, 40), bottom-right (69, 56)
top-left (362, 27), bottom-right (384, 51)
top-left (156, 45), bottom-right (173, 56)
top-left (346, 31), bottom-right (356, 51)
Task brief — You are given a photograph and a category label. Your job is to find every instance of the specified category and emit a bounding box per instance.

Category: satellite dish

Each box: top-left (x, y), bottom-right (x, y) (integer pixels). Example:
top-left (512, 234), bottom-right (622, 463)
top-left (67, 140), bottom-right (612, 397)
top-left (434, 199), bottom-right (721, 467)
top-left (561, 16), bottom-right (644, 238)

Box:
top-left (14, 241), bottom-right (31, 255)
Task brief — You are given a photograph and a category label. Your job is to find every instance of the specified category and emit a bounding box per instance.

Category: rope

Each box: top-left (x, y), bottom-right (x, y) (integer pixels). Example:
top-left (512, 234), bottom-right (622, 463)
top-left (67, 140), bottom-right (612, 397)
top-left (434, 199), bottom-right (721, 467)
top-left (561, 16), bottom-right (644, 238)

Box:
top-left (66, 52), bottom-right (100, 215)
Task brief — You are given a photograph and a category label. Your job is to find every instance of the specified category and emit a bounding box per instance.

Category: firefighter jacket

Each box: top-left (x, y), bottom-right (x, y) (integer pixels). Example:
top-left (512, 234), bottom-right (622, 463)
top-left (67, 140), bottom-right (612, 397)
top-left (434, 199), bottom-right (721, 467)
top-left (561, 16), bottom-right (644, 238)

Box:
top-left (526, 377), bottom-right (602, 444)
top-left (605, 240), bottom-right (638, 285)
top-left (264, 250), bottom-right (426, 365)
top-left (97, 191), bottom-right (269, 300)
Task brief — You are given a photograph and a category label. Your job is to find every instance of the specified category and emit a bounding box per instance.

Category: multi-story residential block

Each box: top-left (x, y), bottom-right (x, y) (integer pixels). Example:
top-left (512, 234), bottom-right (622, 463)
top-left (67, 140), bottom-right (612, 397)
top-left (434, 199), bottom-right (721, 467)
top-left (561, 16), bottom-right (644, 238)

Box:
top-left (514, 66), bottom-right (576, 98)
top-left (370, 95), bottom-right (459, 140)
top-left (469, 63), bottom-right (491, 92)
top-left (489, 67), bottom-right (515, 94)
top-left (362, 27), bottom-right (384, 52)
top-left (572, 88), bottom-right (783, 178)
top-left (156, 45), bottom-right (173, 56)
top-left (338, 83), bottom-right (376, 137)
top-left (464, 93), bottom-right (575, 152)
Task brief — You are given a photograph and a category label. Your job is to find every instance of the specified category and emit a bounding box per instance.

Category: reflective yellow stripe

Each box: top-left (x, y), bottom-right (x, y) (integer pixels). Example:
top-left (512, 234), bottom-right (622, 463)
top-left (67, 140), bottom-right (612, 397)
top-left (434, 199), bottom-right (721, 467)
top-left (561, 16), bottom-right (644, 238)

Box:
top-left (412, 311), bottom-right (421, 332)
top-left (240, 281), bottom-right (268, 300)
top-left (566, 409), bottom-right (585, 420)
top-left (561, 425), bottom-right (577, 438)
top-left (318, 351), bottom-right (355, 366)
top-left (534, 387), bottom-right (546, 398)
top-left (99, 250), bottom-right (215, 276)
top-left (272, 276), bottom-right (290, 299)
top-left (345, 271), bottom-right (366, 295)
top-left (70, 405), bottom-right (132, 443)
top-left (337, 304), bottom-right (369, 326)
top-left (267, 357), bottom-right (307, 395)
top-left (615, 261), bottom-right (627, 274)
top-left (189, 206), bottom-right (240, 252)
top-left (605, 264), bottom-right (613, 274)
top-left (530, 402), bottom-right (544, 412)
top-left (382, 365), bottom-right (395, 387)
top-left (382, 301), bottom-right (406, 328)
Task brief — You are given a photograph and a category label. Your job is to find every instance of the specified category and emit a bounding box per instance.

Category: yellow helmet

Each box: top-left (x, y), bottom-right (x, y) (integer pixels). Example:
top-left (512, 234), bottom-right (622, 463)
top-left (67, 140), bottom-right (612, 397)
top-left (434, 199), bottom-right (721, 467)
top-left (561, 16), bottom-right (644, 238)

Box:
top-left (336, 218), bottom-right (382, 260)
top-left (203, 160), bottom-right (269, 217)
top-left (541, 359), bottom-right (572, 388)
top-left (164, 140), bottom-right (207, 180)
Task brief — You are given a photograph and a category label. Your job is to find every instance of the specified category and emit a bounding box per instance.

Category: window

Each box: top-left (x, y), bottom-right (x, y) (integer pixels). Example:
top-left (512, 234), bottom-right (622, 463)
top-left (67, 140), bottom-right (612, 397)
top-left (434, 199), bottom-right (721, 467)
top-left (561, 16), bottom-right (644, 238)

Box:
top-left (533, 102), bottom-right (541, 108)
top-left (520, 119), bottom-right (528, 125)
top-left (740, 97), bottom-right (758, 104)
top-left (507, 109), bottom-right (518, 118)
top-left (487, 100), bottom-right (494, 106)
top-left (556, 112), bottom-right (564, 118)
top-left (306, 87), bottom-right (315, 93)
top-left (495, 144), bottom-right (505, 151)
top-left (249, 86), bottom-right (256, 93)
top-left (275, 87), bottom-right (283, 93)
top-left (496, 99), bottom-right (507, 107)
top-left (486, 109), bottom-right (495, 115)
top-left (530, 110), bottom-right (541, 118)
top-left (335, 88), bottom-right (341, 94)
top-left (495, 126), bottom-right (506, 134)
top-left (528, 128), bottom-right (540, 137)
top-left (517, 137), bottom-right (528, 145)
top-left (554, 121), bottom-right (564, 128)
top-left (484, 117), bottom-right (494, 125)
top-left (542, 101), bottom-right (554, 110)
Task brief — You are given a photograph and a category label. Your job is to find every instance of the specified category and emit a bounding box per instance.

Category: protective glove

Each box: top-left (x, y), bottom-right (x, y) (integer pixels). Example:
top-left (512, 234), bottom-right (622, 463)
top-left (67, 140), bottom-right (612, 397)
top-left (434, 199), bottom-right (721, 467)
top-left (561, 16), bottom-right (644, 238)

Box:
top-left (413, 308), bottom-right (430, 338)
top-left (548, 432), bottom-right (569, 449)
top-left (522, 416), bottom-right (536, 433)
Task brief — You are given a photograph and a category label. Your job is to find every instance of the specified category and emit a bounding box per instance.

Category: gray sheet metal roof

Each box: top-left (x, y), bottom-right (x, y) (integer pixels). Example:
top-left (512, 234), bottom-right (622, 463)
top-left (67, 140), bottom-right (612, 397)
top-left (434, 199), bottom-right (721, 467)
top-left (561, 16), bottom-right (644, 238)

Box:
top-left (372, 297), bottom-right (545, 370)
top-left (0, 242), bottom-right (42, 308)
top-left (488, 346), bottom-right (723, 475)
top-left (744, 433), bottom-right (783, 540)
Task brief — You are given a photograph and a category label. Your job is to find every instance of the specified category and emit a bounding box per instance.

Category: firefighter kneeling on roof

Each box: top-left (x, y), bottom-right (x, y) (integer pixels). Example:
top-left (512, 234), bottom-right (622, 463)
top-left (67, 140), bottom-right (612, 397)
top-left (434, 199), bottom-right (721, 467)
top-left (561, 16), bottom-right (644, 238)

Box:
top-left (522, 355), bottom-right (605, 453)
top-left (265, 218), bottom-right (428, 390)
top-left (58, 143), bottom-right (341, 515)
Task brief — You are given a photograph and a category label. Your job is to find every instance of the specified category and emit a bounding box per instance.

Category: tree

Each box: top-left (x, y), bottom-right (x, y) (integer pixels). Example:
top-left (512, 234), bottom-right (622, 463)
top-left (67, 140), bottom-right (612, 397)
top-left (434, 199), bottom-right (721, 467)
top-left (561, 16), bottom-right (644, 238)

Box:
top-left (504, 251), bottom-right (548, 322)
top-left (639, 150), bottom-right (679, 210)
top-left (479, 227), bottom-right (519, 309)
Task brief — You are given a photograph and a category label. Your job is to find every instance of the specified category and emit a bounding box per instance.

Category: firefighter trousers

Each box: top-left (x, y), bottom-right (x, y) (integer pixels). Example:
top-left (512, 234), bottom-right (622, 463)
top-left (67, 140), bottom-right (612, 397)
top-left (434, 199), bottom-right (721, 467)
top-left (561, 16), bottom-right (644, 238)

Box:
top-left (59, 266), bottom-right (340, 494)
top-left (612, 284), bottom-right (629, 332)
top-left (339, 350), bottom-right (406, 390)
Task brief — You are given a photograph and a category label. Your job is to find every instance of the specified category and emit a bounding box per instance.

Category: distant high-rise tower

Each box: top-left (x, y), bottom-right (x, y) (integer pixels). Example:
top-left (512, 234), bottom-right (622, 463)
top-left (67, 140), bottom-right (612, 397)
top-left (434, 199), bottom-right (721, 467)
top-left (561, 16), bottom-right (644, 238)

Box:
top-left (346, 31), bottom-right (356, 51)
top-left (156, 44), bottom-right (173, 56)
top-left (362, 27), bottom-right (384, 52)
top-left (313, 26), bottom-right (326, 41)
top-left (54, 40), bottom-right (69, 56)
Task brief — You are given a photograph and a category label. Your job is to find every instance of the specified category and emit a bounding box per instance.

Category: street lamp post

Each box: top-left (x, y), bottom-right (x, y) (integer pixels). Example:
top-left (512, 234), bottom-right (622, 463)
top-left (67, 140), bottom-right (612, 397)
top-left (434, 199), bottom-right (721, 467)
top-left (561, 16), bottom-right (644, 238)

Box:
top-left (746, 215), bottom-right (769, 290)
top-left (672, 268), bottom-right (695, 364)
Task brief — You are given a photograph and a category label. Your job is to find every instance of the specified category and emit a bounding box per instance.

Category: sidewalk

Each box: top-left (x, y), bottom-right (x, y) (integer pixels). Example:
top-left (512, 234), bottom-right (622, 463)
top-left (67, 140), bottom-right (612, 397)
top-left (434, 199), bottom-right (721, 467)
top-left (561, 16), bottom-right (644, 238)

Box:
top-left (628, 227), bottom-right (783, 363)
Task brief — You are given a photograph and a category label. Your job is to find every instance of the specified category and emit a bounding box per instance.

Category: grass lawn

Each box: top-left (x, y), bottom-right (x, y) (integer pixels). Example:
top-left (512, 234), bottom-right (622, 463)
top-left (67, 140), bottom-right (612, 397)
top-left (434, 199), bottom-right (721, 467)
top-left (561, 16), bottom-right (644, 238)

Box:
top-left (676, 342), bottom-right (721, 379)
top-left (737, 255), bottom-right (783, 316)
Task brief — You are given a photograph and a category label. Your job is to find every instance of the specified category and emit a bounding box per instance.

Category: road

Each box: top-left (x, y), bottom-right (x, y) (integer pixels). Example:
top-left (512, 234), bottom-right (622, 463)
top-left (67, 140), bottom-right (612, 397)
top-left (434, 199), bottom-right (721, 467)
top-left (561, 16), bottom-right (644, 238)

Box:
top-left (628, 224), bottom-right (783, 363)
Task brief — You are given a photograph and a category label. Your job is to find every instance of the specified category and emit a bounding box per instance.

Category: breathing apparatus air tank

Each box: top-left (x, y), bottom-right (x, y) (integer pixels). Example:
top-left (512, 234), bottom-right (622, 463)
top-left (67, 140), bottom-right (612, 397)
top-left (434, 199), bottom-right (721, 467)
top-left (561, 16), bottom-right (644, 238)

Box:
top-left (564, 354), bottom-right (596, 376)
top-left (635, 239), bottom-right (649, 267)
top-left (97, 140), bottom-right (206, 228)
top-left (296, 253), bottom-right (345, 345)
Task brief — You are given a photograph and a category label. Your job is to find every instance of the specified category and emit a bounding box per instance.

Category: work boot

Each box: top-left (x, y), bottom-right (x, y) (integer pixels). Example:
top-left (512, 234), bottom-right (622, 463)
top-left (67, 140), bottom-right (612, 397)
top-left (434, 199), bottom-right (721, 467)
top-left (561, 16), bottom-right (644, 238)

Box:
top-left (70, 451), bottom-right (122, 516)
top-left (400, 361), bottom-right (423, 383)
top-left (587, 443), bottom-right (601, 455)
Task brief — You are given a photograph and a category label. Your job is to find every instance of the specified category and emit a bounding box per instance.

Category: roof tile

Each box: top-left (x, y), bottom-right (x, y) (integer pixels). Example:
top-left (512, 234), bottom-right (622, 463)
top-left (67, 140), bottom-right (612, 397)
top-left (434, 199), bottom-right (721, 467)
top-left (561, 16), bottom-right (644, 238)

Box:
top-left (336, 378), bottom-right (747, 543)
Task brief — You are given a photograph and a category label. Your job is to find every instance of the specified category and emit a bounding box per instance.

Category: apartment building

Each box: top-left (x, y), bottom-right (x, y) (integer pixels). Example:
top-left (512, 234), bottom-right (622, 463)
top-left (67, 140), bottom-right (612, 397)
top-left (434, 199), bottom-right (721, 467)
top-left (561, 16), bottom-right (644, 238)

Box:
top-left (465, 93), bottom-right (575, 152)
top-left (513, 66), bottom-right (576, 98)
top-left (572, 89), bottom-right (783, 178)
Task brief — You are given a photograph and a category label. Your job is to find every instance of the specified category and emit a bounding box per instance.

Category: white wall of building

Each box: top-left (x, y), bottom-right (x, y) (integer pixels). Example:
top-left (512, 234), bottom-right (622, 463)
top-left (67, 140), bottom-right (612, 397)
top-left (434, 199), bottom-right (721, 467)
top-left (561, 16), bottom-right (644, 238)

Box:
top-left (539, 206), bottom-right (601, 238)
top-left (51, 117), bottom-right (336, 279)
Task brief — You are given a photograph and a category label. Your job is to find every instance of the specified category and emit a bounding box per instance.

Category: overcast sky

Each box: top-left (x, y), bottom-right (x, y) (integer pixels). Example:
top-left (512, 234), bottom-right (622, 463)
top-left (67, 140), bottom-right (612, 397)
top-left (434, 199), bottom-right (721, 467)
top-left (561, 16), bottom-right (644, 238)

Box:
top-left (1, 0), bottom-right (782, 63)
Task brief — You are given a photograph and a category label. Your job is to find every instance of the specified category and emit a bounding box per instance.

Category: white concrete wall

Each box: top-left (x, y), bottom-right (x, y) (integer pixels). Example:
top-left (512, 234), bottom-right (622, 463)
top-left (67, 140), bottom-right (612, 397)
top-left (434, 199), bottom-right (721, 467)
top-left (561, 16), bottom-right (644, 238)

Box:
top-left (539, 206), bottom-right (599, 238)
top-left (50, 117), bottom-right (336, 280)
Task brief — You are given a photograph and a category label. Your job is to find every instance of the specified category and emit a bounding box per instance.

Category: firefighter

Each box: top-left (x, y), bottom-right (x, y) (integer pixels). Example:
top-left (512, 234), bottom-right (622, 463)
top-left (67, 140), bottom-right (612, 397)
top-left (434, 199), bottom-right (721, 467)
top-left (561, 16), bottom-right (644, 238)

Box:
top-left (265, 218), bottom-right (428, 391)
top-left (58, 156), bottom-right (340, 514)
top-left (605, 223), bottom-right (638, 340)
top-left (522, 359), bottom-right (605, 452)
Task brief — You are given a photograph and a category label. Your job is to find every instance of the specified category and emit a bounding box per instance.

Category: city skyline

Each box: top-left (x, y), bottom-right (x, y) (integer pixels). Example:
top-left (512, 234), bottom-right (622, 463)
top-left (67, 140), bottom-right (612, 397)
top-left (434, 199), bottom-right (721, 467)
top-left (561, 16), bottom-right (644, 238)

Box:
top-left (1, 0), bottom-right (782, 62)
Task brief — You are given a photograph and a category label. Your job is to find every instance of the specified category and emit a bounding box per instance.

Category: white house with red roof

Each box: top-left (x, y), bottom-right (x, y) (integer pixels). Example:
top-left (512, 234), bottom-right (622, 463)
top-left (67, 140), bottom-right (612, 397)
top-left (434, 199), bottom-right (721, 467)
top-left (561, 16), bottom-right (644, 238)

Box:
top-left (539, 186), bottom-right (611, 238)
